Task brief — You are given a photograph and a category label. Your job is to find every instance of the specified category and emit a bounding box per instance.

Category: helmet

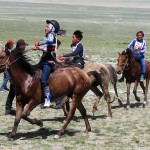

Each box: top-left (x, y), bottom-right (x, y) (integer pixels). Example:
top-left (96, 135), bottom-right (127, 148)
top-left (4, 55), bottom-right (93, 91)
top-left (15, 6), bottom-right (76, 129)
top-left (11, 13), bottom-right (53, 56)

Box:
top-left (46, 20), bottom-right (60, 33)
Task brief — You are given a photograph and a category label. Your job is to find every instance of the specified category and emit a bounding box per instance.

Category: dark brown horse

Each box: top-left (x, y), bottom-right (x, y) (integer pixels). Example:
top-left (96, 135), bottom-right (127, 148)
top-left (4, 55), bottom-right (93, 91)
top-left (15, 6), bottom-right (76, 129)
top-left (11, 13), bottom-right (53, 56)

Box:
top-left (116, 48), bottom-right (150, 108)
top-left (0, 49), bottom-right (92, 139)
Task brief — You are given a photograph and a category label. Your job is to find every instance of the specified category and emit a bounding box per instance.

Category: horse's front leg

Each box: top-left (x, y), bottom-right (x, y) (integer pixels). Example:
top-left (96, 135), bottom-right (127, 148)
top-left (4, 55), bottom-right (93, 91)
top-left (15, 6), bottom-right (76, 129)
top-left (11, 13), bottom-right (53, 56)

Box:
top-left (21, 99), bottom-right (38, 118)
top-left (133, 80), bottom-right (140, 102)
top-left (8, 101), bottom-right (24, 139)
top-left (126, 82), bottom-right (131, 109)
top-left (54, 95), bottom-right (80, 139)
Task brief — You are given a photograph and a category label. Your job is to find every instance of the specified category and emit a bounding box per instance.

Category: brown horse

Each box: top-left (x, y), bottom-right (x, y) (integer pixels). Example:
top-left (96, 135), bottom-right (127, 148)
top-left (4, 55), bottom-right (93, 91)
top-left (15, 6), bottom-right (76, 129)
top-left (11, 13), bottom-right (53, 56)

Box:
top-left (116, 48), bottom-right (150, 108)
top-left (0, 49), bottom-right (92, 139)
top-left (58, 61), bottom-right (123, 118)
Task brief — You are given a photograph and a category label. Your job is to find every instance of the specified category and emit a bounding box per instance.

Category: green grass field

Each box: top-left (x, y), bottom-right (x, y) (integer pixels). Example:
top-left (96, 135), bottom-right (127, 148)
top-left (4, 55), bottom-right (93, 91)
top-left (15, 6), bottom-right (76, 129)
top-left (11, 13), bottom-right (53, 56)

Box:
top-left (0, 2), bottom-right (150, 150)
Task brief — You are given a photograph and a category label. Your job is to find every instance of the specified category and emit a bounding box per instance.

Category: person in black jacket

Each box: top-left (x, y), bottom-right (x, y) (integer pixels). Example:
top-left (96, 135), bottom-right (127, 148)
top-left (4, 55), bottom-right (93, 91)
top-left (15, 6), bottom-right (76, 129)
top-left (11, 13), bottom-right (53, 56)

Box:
top-left (5, 39), bottom-right (28, 115)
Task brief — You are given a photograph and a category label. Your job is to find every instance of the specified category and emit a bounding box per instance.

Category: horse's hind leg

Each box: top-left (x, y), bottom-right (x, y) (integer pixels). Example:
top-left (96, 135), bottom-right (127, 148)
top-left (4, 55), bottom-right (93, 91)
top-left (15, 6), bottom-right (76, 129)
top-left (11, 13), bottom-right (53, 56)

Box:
top-left (133, 81), bottom-right (140, 102)
top-left (77, 102), bottom-right (91, 133)
top-left (126, 83), bottom-right (131, 109)
top-left (143, 78), bottom-right (149, 107)
top-left (90, 86), bottom-right (103, 117)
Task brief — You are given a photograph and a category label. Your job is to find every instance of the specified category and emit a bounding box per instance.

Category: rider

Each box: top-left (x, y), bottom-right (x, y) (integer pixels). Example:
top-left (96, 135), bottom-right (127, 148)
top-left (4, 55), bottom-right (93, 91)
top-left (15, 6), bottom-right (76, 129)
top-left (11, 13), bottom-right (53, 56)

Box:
top-left (60, 30), bottom-right (85, 69)
top-left (33, 20), bottom-right (60, 108)
top-left (118, 31), bottom-right (146, 82)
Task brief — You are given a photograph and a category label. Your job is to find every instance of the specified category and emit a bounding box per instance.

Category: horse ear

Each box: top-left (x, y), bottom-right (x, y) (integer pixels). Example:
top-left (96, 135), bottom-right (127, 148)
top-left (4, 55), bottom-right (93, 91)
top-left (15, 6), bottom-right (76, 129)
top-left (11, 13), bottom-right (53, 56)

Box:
top-left (118, 52), bottom-right (121, 55)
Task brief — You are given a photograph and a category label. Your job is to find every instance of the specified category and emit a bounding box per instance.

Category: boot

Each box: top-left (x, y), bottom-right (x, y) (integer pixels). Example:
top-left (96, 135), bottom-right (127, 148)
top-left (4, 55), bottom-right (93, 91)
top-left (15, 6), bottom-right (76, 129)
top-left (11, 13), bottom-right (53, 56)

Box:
top-left (118, 73), bottom-right (124, 82)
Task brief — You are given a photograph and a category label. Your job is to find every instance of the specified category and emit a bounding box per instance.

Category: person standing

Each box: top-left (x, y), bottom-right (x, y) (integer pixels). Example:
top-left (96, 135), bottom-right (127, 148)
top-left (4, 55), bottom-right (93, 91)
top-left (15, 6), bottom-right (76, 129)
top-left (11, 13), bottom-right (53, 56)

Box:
top-left (5, 39), bottom-right (28, 115)
top-left (0, 40), bottom-right (14, 92)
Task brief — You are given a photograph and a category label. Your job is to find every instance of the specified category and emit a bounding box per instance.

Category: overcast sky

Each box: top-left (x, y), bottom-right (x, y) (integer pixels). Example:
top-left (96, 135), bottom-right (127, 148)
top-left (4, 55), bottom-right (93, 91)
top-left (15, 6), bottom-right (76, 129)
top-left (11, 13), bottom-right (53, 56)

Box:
top-left (0, 0), bottom-right (150, 8)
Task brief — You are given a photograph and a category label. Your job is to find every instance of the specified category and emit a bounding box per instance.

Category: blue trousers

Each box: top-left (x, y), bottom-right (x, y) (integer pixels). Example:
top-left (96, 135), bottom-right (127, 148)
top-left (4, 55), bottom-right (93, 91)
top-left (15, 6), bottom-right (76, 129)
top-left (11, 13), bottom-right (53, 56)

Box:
top-left (133, 53), bottom-right (146, 74)
top-left (41, 63), bottom-right (52, 88)
top-left (0, 71), bottom-right (10, 89)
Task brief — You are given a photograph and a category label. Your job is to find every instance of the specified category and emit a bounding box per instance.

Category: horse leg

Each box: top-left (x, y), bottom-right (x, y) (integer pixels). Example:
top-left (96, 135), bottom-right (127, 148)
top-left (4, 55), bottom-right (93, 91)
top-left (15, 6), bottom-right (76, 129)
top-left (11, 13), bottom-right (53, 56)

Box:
top-left (8, 100), bottom-right (24, 139)
top-left (21, 99), bottom-right (38, 118)
top-left (105, 91), bottom-right (112, 118)
top-left (90, 86), bottom-right (103, 117)
top-left (76, 102), bottom-right (91, 134)
top-left (143, 78), bottom-right (149, 107)
top-left (54, 95), bottom-right (81, 139)
top-left (113, 84), bottom-right (124, 107)
top-left (61, 96), bottom-right (70, 116)
top-left (126, 83), bottom-right (131, 109)
top-left (133, 81), bottom-right (140, 102)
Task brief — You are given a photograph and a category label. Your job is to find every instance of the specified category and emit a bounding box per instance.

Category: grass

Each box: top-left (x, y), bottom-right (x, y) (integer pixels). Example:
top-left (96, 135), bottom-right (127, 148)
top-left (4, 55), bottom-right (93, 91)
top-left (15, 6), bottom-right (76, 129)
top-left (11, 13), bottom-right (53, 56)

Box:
top-left (0, 1), bottom-right (150, 150)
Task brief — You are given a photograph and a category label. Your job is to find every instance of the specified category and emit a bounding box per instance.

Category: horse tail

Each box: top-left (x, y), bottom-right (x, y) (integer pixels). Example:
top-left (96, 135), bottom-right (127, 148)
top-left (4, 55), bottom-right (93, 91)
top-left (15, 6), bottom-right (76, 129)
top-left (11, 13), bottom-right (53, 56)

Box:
top-left (106, 64), bottom-right (123, 106)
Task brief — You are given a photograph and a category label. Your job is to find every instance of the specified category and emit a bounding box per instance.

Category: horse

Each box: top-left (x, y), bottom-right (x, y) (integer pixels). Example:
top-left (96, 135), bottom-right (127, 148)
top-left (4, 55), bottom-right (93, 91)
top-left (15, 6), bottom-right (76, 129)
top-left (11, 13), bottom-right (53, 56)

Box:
top-left (56, 60), bottom-right (123, 118)
top-left (0, 49), bottom-right (92, 139)
top-left (116, 48), bottom-right (150, 108)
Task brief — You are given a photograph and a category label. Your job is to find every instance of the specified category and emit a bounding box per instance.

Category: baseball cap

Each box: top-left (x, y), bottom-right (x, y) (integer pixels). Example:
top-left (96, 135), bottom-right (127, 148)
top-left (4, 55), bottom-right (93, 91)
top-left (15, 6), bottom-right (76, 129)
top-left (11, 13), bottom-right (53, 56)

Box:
top-left (16, 39), bottom-right (28, 46)
top-left (7, 40), bottom-right (15, 44)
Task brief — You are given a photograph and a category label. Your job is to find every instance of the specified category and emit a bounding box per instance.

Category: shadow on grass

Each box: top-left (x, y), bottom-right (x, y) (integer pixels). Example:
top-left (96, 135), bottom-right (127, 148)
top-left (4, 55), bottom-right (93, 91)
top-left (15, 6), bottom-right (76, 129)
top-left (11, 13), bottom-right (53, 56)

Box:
top-left (0, 128), bottom-right (83, 140)
top-left (41, 114), bottom-right (107, 123)
top-left (112, 102), bottom-right (143, 109)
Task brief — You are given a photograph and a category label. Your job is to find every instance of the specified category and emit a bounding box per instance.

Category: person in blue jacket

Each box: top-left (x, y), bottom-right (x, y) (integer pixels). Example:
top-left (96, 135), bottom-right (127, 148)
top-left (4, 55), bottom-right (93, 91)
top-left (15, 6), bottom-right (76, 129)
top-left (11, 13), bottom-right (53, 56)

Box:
top-left (61, 30), bottom-right (85, 69)
top-left (118, 31), bottom-right (146, 82)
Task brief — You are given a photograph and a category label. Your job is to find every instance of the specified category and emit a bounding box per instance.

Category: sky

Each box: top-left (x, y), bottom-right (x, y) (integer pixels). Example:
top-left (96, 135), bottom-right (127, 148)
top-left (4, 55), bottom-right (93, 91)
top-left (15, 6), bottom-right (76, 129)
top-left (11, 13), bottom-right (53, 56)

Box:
top-left (0, 0), bottom-right (150, 8)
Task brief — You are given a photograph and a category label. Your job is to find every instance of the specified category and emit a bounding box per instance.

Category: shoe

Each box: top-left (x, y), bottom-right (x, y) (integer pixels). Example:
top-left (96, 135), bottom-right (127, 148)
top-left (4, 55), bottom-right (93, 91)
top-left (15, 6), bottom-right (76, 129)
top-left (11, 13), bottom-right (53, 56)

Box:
top-left (5, 109), bottom-right (16, 116)
top-left (140, 75), bottom-right (144, 82)
top-left (43, 98), bottom-right (51, 107)
top-left (118, 78), bottom-right (124, 82)
top-left (4, 87), bottom-right (9, 91)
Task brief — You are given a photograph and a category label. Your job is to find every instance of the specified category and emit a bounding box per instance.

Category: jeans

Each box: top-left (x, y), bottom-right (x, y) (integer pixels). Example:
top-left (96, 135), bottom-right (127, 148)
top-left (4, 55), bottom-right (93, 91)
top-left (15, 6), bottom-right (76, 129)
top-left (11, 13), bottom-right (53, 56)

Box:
top-left (41, 62), bottom-right (53, 87)
top-left (0, 71), bottom-right (10, 89)
top-left (133, 52), bottom-right (146, 74)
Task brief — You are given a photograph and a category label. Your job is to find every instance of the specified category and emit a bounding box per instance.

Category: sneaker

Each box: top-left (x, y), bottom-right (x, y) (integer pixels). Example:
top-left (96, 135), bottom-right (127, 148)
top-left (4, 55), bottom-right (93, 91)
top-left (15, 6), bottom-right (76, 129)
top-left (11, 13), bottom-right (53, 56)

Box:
top-left (140, 75), bottom-right (144, 82)
top-left (5, 109), bottom-right (16, 116)
top-left (0, 88), bottom-right (4, 92)
top-left (43, 98), bottom-right (51, 107)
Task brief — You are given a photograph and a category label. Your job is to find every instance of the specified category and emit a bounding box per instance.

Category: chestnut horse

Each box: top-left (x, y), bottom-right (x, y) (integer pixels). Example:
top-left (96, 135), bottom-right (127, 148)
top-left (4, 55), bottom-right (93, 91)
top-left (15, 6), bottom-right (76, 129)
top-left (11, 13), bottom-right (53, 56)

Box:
top-left (116, 48), bottom-right (150, 108)
top-left (57, 61), bottom-right (123, 118)
top-left (0, 49), bottom-right (92, 139)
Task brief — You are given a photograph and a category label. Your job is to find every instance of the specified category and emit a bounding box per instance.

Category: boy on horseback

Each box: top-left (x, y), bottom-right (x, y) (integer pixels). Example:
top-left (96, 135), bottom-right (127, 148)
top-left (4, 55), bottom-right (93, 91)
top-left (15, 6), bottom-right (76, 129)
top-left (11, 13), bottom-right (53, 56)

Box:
top-left (59, 30), bottom-right (85, 69)
top-left (118, 31), bottom-right (146, 82)
top-left (33, 20), bottom-right (60, 108)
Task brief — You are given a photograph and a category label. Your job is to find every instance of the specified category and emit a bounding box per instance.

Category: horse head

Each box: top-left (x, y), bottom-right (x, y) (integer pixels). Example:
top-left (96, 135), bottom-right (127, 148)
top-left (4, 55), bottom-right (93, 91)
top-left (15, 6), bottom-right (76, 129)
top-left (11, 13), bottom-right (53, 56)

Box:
top-left (116, 51), bottom-right (128, 74)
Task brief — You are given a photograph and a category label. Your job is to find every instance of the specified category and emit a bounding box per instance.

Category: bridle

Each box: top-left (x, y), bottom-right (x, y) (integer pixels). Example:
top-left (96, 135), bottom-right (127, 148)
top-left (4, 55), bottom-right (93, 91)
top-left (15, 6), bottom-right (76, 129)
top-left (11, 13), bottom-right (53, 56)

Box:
top-left (0, 54), bottom-right (23, 71)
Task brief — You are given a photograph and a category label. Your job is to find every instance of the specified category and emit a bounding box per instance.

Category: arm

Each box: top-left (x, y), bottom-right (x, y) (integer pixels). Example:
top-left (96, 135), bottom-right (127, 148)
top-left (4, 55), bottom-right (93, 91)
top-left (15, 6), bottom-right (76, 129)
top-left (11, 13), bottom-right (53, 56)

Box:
top-left (140, 40), bottom-right (146, 53)
top-left (39, 33), bottom-right (55, 45)
top-left (63, 44), bottom-right (83, 57)
top-left (128, 39), bottom-right (135, 50)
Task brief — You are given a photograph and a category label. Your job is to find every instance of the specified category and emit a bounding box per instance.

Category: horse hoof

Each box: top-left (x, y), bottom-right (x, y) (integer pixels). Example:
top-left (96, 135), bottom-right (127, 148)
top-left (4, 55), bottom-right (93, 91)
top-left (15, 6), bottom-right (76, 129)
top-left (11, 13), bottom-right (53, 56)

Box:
top-left (54, 134), bottom-right (61, 139)
top-left (37, 120), bottom-right (43, 127)
top-left (143, 101), bottom-right (147, 108)
top-left (106, 116), bottom-right (112, 120)
top-left (126, 105), bottom-right (130, 110)
top-left (7, 132), bottom-right (15, 140)
top-left (63, 120), bottom-right (66, 124)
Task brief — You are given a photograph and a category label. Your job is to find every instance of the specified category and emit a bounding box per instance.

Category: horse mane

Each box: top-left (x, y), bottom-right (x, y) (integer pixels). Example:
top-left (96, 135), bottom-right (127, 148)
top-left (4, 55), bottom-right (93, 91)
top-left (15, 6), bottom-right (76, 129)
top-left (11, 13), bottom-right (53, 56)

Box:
top-left (122, 48), bottom-right (133, 55)
top-left (11, 49), bottom-right (35, 76)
